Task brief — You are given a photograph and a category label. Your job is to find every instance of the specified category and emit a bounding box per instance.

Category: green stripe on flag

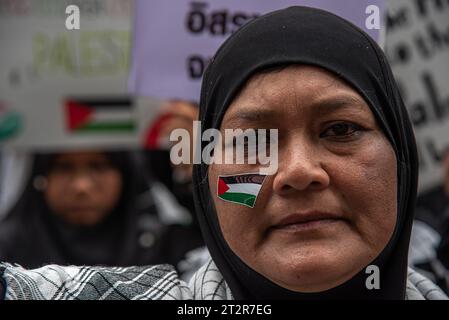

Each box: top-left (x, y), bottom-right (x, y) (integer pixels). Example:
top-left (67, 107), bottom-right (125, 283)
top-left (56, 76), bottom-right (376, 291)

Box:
top-left (77, 121), bottom-right (135, 133)
top-left (218, 192), bottom-right (256, 208)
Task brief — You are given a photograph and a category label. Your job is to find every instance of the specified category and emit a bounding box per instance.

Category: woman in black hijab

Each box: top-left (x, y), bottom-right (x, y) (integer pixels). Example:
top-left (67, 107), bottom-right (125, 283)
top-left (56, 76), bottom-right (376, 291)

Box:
top-left (191, 6), bottom-right (431, 299)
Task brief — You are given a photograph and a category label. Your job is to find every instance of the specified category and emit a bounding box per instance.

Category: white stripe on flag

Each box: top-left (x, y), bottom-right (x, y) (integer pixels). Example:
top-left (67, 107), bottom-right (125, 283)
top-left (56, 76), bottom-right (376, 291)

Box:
top-left (91, 110), bottom-right (133, 122)
top-left (226, 183), bottom-right (261, 196)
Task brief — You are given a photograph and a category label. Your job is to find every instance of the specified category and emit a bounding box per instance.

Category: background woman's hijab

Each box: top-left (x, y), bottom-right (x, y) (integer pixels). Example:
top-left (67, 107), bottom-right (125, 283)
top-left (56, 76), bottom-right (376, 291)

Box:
top-left (0, 151), bottom-right (148, 267)
top-left (193, 6), bottom-right (419, 299)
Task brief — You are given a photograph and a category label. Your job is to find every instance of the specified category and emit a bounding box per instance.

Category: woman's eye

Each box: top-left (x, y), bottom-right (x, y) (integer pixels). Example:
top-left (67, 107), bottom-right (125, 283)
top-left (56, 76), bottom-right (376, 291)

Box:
top-left (89, 162), bottom-right (113, 172)
top-left (320, 122), bottom-right (363, 139)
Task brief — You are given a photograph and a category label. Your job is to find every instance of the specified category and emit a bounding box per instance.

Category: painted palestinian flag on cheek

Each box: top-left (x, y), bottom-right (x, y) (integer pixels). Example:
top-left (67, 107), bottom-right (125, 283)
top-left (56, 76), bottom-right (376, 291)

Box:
top-left (217, 173), bottom-right (267, 208)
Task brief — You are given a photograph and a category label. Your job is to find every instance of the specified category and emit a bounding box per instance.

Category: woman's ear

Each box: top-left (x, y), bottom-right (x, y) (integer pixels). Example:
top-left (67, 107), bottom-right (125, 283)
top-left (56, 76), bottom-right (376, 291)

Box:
top-left (33, 175), bottom-right (48, 192)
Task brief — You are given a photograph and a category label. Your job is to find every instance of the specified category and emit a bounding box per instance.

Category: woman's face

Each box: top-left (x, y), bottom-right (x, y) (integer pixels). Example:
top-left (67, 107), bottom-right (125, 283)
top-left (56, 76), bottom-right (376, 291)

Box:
top-left (208, 65), bottom-right (397, 293)
top-left (44, 151), bottom-right (123, 226)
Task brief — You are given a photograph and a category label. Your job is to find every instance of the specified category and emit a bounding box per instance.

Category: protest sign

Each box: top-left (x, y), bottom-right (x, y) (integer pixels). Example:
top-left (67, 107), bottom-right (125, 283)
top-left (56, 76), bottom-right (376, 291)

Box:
top-left (385, 0), bottom-right (449, 192)
top-left (129, 0), bottom-right (384, 102)
top-left (0, 0), bottom-right (148, 150)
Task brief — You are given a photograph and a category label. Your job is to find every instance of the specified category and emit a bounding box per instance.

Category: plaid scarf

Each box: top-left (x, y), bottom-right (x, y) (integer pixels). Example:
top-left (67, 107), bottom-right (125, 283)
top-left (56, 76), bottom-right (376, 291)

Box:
top-left (0, 259), bottom-right (446, 300)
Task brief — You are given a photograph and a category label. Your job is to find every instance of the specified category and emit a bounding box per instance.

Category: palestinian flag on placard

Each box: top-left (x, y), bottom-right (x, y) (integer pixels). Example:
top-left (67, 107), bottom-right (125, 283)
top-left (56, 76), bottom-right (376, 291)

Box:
top-left (217, 173), bottom-right (266, 208)
top-left (65, 97), bottom-right (135, 134)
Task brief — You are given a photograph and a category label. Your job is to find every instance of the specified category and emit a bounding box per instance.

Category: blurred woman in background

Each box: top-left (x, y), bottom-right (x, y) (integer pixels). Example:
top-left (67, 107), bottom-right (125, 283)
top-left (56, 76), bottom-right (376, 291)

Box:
top-left (0, 150), bottom-right (201, 268)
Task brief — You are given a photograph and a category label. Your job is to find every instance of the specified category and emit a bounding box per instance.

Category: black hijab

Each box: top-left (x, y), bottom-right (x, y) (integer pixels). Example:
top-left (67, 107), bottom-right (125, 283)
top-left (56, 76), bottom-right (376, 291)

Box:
top-left (0, 151), bottom-right (151, 267)
top-left (192, 6), bottom-right (419, 299)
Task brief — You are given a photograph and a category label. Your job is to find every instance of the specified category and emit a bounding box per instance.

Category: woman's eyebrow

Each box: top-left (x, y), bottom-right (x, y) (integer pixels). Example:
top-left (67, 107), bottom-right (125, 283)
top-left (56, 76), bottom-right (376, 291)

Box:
top-left (224, 95), bottom-right (369, 125)
top-left (224, 109), bottom-right (279, 125)
top-left (310, 95), bottom-right (368, 115)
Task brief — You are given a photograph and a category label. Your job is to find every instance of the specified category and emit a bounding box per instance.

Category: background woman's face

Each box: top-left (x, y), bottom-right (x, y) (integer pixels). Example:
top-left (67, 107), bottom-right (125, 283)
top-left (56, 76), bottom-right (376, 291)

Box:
top-left (208, 65), bottom-right (397, 293)
top-left (44, 151), bottom-right (123, 226)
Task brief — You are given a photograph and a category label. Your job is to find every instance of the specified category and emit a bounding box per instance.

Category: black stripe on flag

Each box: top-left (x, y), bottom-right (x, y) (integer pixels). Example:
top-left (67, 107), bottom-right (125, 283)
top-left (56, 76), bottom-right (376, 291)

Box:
top-left (66, 97), bottom-right (133, 110)
top-left (220, 174), bottom-right (265, 185)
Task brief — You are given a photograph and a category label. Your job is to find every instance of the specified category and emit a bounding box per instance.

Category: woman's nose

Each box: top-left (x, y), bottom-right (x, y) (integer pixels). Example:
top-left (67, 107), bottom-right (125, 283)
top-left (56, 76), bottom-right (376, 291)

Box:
top-left (272, 139), bottom-right (330, 195)
top-left (71, 173), bottom-right (95, 192)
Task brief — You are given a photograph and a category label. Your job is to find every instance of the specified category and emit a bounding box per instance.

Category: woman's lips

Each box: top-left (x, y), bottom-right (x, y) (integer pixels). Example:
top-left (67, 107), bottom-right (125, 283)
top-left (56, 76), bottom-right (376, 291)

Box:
top-left (270, 211), bottom-right (345, 233)
top-left (68, 206), bottom-right (95, 212)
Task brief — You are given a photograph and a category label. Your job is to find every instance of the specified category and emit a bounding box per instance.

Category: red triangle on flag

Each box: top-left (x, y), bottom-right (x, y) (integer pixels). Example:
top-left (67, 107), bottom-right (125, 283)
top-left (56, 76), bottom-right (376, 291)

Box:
top-left (65, 100), bottom-right (93, 130)
top-left (217, 177), bottom-right (230, 196)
